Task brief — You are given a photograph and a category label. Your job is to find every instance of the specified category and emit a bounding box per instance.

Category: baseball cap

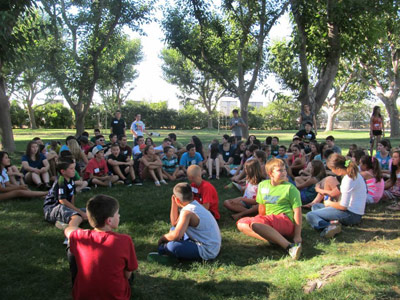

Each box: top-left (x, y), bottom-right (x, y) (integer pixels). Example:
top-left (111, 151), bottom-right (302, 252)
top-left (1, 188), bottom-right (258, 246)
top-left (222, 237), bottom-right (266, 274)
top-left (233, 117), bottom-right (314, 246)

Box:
top-left (92, 145), bottom-right (104, 155)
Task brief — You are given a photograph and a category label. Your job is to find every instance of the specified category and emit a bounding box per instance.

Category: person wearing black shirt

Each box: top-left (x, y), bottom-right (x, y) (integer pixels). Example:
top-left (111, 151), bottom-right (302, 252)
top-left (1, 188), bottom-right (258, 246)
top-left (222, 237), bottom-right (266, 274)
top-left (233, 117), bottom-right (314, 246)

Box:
top-left (110, 111), bottom-right (126, 137)
top-left (295, 122), bottom-right (316, 143)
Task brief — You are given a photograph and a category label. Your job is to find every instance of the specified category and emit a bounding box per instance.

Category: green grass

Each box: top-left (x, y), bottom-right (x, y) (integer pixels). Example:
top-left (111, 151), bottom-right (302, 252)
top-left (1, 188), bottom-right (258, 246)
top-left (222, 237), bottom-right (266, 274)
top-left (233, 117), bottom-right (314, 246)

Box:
top-left (1, 129), bottom-right (400, 299)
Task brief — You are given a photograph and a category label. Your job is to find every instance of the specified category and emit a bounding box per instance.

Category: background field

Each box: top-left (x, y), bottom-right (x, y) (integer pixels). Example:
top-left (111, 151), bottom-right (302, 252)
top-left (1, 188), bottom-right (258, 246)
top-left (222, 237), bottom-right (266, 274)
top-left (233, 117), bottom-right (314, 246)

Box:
top-left (1, 129), bottom-right (399, 300)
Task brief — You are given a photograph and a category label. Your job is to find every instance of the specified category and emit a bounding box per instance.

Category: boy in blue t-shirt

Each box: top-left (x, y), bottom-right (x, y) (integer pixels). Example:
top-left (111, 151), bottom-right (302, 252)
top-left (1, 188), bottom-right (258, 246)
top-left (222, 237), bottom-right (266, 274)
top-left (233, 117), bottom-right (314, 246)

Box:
top-left (179, 144), bottom-right (204, 175)
top-left (162, 147), bottom-right (185, 181)
top-left (43, 159), bottom-right (87, 229)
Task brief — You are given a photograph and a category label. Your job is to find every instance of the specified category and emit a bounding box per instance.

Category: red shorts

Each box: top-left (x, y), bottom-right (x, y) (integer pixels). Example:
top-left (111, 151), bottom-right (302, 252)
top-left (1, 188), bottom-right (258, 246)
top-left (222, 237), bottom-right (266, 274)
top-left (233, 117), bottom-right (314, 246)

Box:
top-left (237, 213), bottom-right (294, 237)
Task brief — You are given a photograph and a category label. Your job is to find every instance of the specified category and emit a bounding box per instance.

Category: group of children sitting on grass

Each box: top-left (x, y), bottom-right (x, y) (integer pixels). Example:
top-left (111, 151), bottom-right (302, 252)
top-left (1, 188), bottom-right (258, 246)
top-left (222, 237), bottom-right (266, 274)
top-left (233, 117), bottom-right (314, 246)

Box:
top-left (2, 127), bottom-right (400, 299)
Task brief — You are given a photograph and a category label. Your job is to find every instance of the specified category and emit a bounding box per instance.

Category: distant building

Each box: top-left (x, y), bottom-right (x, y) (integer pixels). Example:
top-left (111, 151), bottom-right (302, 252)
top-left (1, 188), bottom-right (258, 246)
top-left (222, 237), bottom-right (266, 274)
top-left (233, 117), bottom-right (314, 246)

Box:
top-left (47, 98), bottom-right (64, 105)
top-left (248, 101), bottom-right (263, 109)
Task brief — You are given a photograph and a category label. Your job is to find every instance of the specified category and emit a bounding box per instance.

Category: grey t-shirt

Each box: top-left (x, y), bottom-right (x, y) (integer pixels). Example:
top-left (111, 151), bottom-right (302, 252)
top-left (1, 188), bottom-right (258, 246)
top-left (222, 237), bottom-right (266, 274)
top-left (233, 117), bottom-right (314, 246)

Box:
top-left (229, 117), bottom-right (245, 137)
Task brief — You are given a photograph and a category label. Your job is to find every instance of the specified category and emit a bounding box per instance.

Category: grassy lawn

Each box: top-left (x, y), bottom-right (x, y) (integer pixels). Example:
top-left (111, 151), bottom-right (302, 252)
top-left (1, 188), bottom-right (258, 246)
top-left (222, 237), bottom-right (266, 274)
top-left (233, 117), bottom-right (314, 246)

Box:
top-left (1, 129), bottom-right (399, 299)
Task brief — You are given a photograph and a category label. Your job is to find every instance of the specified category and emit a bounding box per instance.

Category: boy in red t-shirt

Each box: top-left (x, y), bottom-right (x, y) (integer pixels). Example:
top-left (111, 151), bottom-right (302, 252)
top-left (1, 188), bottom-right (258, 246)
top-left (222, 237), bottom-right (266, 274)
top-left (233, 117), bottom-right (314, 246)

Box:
top-left (187, 165), bottom-right (220, 220)
top-left (84, 145), bottom-right (119, 187)
top-left (65, 194), bottom-right (138, 300)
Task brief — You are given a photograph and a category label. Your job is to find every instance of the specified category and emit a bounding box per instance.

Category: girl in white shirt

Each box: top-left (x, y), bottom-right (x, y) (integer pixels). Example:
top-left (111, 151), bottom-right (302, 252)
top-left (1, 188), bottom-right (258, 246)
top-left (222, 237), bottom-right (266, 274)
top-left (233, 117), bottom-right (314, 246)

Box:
top-left (306, 153), bottom-right (367, 238)
top-left (223, 159), bottom-right (264, 221)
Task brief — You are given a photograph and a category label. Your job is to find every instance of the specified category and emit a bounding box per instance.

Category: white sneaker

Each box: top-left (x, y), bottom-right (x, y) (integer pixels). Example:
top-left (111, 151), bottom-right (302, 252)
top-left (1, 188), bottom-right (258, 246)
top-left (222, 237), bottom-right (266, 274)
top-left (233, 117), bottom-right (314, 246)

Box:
top-left (288, 243), bottom-right (302, 260)
top-left (160, 180), bottom-right (168, 185)
top-left (155, 181), bottom-right (160, 186)
top-left (55, 220), bottom-right (68, 230)
top-left (321, 224), bottom-right (342, 238)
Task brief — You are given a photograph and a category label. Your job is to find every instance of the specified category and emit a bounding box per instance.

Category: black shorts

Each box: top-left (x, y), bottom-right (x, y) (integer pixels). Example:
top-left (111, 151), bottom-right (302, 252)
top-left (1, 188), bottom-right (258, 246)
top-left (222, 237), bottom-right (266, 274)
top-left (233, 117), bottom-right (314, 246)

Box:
top-left (372, 130), bottom-right (382, 136)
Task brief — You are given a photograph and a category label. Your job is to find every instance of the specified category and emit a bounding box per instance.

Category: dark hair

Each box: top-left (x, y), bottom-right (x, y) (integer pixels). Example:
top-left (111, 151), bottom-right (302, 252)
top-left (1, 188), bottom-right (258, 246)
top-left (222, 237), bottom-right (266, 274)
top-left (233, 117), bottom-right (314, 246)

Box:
top-left (323, 149), bottom-right (334, 160)
top-left (164, 146), bottom-right (173, 154)
top-left (163, 138), bottom-right (171, 143)
top-left (94, 128), bottom-right (100, 133)
top-left (380, 139), bottom-right (391, 150)
top-left (244, 159), bottom-right (264, 185)
top-left (326, 135), bottom-right (335, 142)
top-left (255, 150), bottom-right (267, 163)
top-left (292, 144), bottom-right (301, 151)
top-left (82, 131), bottom-right (89, 137)
top-left (87, 194), bottom-right (119, 228)
top-left (57, 158), bottom-right (74, 173)
top-left (228, 136), bottom-right (236, 144)
top-left (65, 135), bottom-right (76, 144)
top-left (191, 136), bottom-right (203, 157)
top-left (360, 155), bottom-right (382, 182)
top-left (223, 134), bottom-right (230, 141)
top-left (168, 133), bottom-right (177, 141)
top-left (390, 150), bottom-right (400, 185)
top-left (0, 151), bottom-right (9, 171)
top-left (186, 143), bottom-right (195, 151)
top-left (25, 141), bottom-right (40, 160)
top-left (327, 153), bottom-right (358, 180)
top-left (234, 141), bottom-right (245, 155)
top-left (372, 105), bottom-right (382, 118)
top-left (248, 144), bottom-right (259, 153)
top-left (232, 109), bottom-right (239, 114)
top-left (32, 137), bottom-right (41, 142)
top-left (246, 135), bottom-right (256, 146)
top-left (39, 144), bottom-right (45, 153)
top-left (59, 150), bottom-right (73, 159)
top-left (210, 142), bottom-right (220, 160)
top-left (173, 182), bottom-right (193, 202)
top-left (311, 160), bottom-right (326, 180)
top-left (272, 136), bottom-right (279, 143)
top-left (144, 137), bottom-right (153, 145)
top-left (265, 136), bottom-right (272, 145)
top-left (118, 134), bottom-right (127, 141)
top-left (253, 139), bottom-right (261, 147)
top-left (279, 145), bottom-right (287, 151)
top-left (111, 143), bottom-right (120, 149)
top-left (318, 142), bottom-right (327, 155)
top-left (144, 144), bottom-right (153, 155)
top-left (352, 149), bottom-right (366, 165)
top-left (95, 135), bottom-right (105, 141)
top-left (109, 133), bottom-right (117, 140)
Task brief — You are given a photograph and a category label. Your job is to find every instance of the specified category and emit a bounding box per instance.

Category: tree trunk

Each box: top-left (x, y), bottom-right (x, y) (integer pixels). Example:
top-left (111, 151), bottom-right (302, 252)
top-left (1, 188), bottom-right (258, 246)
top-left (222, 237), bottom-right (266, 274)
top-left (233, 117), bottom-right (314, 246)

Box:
top-left (27, 103), bottom-right (37, 129)
top-left (207, 116), bottom-right (213, 129)
top-left (383, 99), bottom-right (400, 137)
top-left (325, 108), bottom-right (337, 132)
top-left (75, 109), bottom-right (86, 137)
top-left (240, 101), bottom-right (249, 139)
top-left (0, 74), bottom-right (15, 152)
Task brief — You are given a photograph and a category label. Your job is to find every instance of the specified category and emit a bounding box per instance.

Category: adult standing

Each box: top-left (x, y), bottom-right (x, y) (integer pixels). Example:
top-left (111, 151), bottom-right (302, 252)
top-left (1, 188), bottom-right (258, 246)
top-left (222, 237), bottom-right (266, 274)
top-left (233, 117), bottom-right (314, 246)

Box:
top-left (130, 114), bottom-right (148, 146)
top-left (110, 111), bottom-right (126, 137)
top-left (299, 104), bottom-right (317, 135)
top-left (229, 109), bottom-right (246, 141)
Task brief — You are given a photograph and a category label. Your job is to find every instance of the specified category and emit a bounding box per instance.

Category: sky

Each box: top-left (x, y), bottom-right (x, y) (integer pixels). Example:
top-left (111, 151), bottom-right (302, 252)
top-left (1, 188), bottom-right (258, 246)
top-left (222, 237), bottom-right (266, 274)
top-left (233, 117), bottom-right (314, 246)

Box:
top-left (129, 10), bottom-right (292, 110)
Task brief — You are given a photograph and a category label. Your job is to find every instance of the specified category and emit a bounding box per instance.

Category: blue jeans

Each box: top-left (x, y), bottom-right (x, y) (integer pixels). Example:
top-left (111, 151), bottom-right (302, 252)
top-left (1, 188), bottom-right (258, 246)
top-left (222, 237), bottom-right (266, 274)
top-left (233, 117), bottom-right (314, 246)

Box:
top-left (158, 227), bottom-right (201, 260)
top-left (306, 203), bottom-right (362, 230)
top-left (158, 239), bottom-right (201, 260)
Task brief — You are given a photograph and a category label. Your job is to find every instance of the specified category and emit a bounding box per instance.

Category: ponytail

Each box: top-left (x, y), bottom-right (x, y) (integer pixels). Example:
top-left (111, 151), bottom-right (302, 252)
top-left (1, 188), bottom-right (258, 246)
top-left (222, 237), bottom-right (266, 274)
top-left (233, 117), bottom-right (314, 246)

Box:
top-left (360, 155), bottom-right (382, 182)
top-left (327, 153), bottom-right (359, 180)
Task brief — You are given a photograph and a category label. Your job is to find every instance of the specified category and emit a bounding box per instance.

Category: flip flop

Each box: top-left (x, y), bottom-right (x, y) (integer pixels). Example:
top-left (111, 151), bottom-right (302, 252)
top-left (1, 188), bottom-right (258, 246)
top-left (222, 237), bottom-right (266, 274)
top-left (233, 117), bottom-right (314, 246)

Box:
top-left (387, 203), bottom-right (400, 211)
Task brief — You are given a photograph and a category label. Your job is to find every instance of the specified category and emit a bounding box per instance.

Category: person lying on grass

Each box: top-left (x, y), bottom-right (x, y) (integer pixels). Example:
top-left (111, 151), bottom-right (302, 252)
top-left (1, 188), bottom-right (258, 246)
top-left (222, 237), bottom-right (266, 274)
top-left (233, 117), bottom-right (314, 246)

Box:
top-left (236, 158), bottom-right (303, 260)
top-left (0, 151), bottom-right (48, 201)
top-left (64, 194), bottom-right (138, 300)
top-left (151, 182), bottom-right (221, 262)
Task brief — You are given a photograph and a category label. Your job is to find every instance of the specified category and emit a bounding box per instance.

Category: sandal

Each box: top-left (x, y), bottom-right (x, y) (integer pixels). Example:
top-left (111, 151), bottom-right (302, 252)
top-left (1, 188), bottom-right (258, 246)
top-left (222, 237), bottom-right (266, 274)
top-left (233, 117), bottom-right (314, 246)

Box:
top-left (387, 203), bottom-right (400, 211)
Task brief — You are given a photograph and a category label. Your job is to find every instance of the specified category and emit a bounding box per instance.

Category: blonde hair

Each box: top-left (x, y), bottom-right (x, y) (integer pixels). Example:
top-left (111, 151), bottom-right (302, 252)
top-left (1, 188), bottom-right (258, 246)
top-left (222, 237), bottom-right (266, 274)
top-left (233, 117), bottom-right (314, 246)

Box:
top-left (67, 139), bottom-right (83, 161)
top-left (265, 158), bottom-right (285, 175)
top-left (327, 153), bottom-right (358, 180)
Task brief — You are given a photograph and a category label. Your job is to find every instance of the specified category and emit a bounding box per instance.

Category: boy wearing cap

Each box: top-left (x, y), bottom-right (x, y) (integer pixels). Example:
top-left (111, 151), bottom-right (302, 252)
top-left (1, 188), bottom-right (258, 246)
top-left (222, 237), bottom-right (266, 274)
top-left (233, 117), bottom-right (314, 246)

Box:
top-left (84, 145), bottom-right (119, 187)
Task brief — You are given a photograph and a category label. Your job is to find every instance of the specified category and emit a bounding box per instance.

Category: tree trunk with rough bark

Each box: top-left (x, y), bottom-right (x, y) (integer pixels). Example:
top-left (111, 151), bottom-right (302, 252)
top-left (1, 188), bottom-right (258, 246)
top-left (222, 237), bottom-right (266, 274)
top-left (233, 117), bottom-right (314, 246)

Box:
top-left (207, 117), bottom-right (213, 129)
top-left (240, 101), bottom-right (249, 139)
top-left (0, 74), bottom-right (16, 152)
top-left (27, 102), bottom-right (37, 129)
top-left (325, 108), bottom-right (338, 131)
top-left (380, 96), bottom-right (400, 137)
top-left (75, 109), bottom-right (86, 137)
